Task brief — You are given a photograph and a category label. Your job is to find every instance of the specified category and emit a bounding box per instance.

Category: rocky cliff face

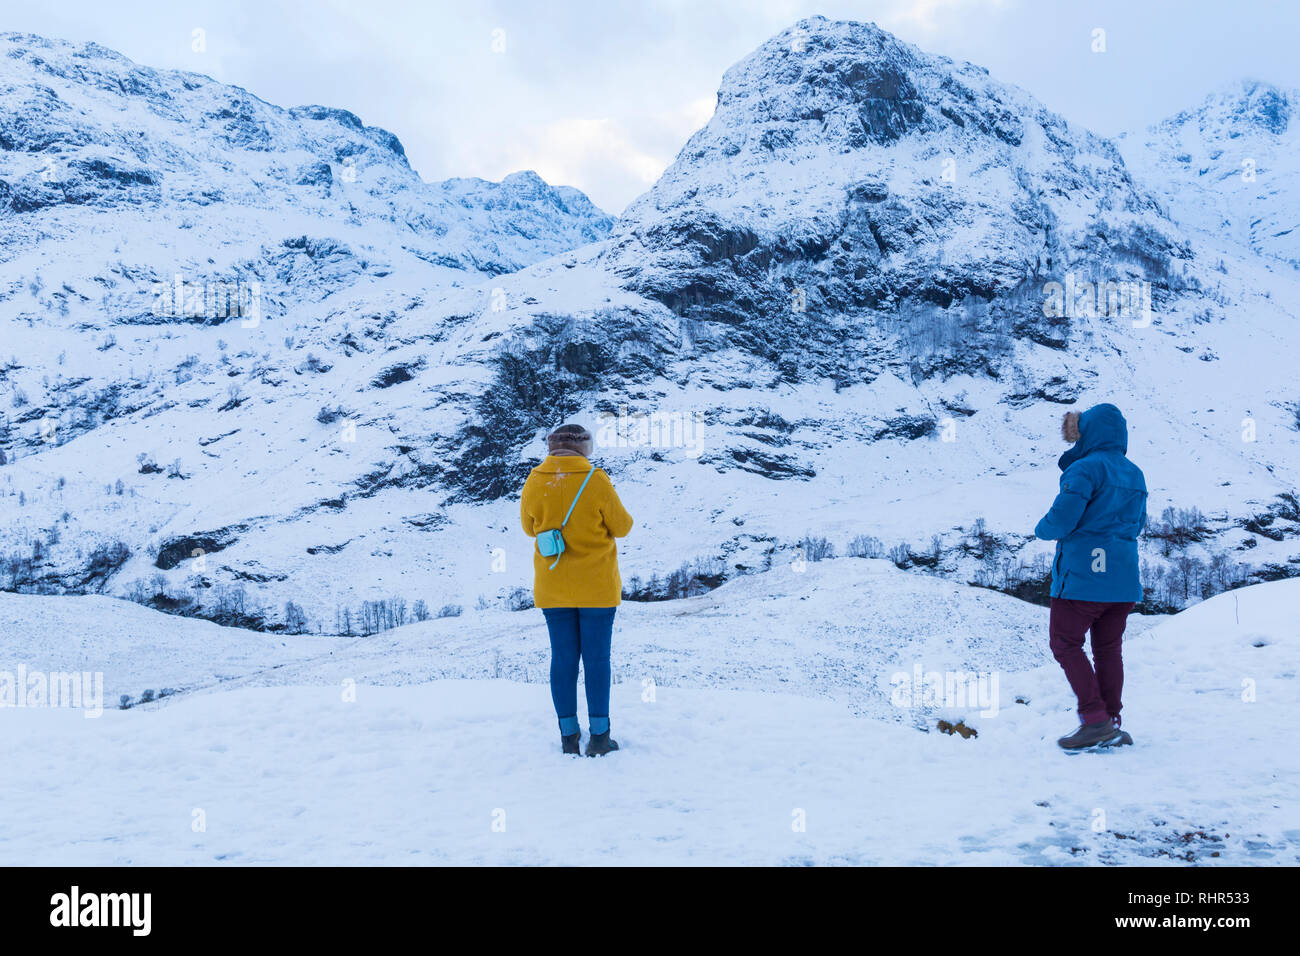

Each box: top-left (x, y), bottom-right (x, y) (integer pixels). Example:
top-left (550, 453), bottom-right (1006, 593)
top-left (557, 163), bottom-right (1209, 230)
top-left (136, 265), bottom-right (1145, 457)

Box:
top-left (444, 16), bottom-right (1219, 503)
top-left (601, 17), bottom-right (1191, 375)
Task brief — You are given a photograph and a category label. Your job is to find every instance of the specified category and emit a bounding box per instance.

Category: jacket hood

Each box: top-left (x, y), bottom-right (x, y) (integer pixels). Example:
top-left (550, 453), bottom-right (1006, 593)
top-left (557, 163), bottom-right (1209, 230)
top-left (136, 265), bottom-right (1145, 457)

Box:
top-left (1058, 403), bottom-right (1128, 471)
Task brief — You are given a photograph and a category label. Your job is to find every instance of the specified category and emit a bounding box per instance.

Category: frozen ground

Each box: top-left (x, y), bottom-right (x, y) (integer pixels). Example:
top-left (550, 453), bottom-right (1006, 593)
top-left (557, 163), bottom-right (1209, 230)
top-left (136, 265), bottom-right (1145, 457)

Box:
top-left (1, 564), bottom-right (1296, 865)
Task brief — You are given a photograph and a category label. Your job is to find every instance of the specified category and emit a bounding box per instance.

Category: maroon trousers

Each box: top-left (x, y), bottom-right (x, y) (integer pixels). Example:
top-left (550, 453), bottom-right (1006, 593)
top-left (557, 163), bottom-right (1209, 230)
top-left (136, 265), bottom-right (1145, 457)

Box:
top-left (1048, 598), bottom-right (1135, 725)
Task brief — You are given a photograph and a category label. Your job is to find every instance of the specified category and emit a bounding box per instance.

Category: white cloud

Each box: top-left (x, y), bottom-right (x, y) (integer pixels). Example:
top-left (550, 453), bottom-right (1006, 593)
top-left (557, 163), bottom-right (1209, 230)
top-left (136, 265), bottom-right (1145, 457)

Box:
top-left (885, 0), bottom-right (1011, 32)
top-left (469, 96), bottom-right (718, 214)
top-left (508, 117), bottom-right (664, 192)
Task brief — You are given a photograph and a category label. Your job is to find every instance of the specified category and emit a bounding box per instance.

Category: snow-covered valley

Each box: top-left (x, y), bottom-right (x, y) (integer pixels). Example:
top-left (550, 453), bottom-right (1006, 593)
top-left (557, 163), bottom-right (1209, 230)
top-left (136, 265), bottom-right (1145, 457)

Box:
top-left (1, 567), bottom-right (1295, 865)
top-left (2, 12), bottom-right (1299, 869)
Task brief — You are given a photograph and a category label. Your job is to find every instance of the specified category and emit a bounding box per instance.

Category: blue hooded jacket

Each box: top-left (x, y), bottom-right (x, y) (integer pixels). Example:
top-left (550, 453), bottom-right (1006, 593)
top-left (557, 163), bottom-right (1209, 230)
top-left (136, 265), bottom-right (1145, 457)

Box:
top-left (1034, 403), bottom-right (1148, 602)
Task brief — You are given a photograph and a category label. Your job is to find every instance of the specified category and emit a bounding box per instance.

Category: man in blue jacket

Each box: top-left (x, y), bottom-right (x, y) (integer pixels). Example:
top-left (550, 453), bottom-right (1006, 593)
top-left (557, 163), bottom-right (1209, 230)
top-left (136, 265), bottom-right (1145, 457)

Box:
top-left (1034, 403), bottom-right (1148, 750)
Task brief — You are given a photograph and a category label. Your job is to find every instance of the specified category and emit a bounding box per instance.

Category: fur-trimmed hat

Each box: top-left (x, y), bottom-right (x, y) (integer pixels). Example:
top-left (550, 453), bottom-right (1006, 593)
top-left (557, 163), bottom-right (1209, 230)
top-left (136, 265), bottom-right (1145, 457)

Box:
top-left (547, 423), bottom-right (593, 457)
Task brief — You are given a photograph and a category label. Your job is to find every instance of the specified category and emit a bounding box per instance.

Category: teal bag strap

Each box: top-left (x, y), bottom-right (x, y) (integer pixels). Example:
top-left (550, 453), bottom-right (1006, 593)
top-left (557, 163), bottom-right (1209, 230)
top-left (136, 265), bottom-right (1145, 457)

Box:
top-left (560, 469), bottom-right (596, 528)
top-left (547, 469), bottom-right (595, 571)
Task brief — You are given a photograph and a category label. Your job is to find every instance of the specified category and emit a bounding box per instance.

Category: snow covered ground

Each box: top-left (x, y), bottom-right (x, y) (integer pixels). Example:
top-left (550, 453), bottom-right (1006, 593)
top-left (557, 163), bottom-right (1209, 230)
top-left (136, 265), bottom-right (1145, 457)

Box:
top-left (0, 591), bottom-right (343, 706)
top-left (1, 564), bottom-right (1295, 865)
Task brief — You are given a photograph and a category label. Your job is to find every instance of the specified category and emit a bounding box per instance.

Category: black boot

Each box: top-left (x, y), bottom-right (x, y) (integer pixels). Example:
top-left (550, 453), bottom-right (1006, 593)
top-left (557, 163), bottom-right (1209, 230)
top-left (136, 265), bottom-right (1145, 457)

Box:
top-left (1057, 719), bottom-right (1122, 750)
top-left (561, 732), bottom-right (581, 755)
top-left (585, 730), bottom-right (619, 757)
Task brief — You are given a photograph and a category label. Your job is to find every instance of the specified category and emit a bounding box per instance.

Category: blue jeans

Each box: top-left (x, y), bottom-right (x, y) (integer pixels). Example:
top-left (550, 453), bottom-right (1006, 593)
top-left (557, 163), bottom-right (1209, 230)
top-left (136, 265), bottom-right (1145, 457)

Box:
top-left (542, 607), bottom-right (616, 736)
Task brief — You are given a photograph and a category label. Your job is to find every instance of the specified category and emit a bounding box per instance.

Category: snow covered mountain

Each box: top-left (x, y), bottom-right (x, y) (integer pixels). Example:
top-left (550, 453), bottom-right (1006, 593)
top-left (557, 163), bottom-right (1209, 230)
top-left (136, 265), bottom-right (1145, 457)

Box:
top-left (0, 33), bottom-right (615, 625)
top-left (1118, 81), bottom-right (1300, 267)
top-left (2, 18), bottom-right (1298, 635)
top-left (605, 17), bottom-right (1186, 359)
top-left (450, 19), bottom-right (1300, 612)
top-left (0, 33), bottom-right (613, 278)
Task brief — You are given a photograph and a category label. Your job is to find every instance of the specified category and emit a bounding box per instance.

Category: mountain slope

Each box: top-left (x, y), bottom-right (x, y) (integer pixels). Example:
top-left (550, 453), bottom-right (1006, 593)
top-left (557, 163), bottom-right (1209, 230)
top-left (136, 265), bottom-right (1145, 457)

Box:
top-left (1118, 81), bottom-right (1300, 267)
top-left (0, 33), bottom-right (614, 627)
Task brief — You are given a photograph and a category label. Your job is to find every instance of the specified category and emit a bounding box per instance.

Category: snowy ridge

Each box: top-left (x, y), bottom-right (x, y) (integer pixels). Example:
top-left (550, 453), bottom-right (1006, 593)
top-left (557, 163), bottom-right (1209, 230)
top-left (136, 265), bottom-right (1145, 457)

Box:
top-left (0, 32), bottom-right (613, 276)
top-left (0, 589), bottom-right (343, 705)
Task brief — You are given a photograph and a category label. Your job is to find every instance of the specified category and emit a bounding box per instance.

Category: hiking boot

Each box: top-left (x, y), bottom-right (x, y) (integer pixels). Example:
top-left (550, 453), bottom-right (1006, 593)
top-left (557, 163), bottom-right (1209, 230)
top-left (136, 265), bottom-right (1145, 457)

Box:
top-left (1057, 719), bottom-right (1122, 750)
top-left (1108, 716), bottom-right (1133, 746)
top-left (561, 731), bottom-right (581, 755)
top-left (585, 730), bottom-right (620, 757)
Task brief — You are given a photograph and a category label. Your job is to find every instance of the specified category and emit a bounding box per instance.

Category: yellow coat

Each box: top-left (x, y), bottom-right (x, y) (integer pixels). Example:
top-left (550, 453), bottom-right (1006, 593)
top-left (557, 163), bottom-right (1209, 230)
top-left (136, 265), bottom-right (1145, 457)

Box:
top-left (520, 455), bottom-right (633, 608)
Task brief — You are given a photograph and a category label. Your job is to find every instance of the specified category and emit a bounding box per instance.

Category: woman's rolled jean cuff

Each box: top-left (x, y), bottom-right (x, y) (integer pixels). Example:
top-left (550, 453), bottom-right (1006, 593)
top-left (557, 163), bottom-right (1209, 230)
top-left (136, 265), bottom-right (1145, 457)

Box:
top-left (558, 715), bottom-right (580, 736)
top-left (589, 715), bottom-right (609, 735)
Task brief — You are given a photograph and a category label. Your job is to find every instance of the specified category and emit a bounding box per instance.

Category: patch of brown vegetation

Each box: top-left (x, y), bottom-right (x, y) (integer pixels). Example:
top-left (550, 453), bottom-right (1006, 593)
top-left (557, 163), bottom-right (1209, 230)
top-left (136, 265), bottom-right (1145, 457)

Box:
top-left (936, 719), bottom-right (978, 739)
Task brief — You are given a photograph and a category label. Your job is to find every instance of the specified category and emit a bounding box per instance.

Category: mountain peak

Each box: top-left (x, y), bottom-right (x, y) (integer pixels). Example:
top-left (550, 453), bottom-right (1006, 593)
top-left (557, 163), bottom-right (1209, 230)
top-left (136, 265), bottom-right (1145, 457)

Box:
top-left (605, 15), bottom-right (1177, 350)
top-left (1216, 79), bottom-right (1291, 134)
top-left (713, 17), bottom-right (928, 148)
top-left (500, 169), bottom-right (549, 191)
top-left (1152, 78), bottom-right (1294, 137)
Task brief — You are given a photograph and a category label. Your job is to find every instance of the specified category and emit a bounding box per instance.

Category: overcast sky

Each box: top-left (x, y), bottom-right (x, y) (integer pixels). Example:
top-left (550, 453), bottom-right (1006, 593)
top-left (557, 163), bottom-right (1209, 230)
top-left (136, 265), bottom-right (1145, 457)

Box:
top-left (6, 0), bottom-right (1298, 214)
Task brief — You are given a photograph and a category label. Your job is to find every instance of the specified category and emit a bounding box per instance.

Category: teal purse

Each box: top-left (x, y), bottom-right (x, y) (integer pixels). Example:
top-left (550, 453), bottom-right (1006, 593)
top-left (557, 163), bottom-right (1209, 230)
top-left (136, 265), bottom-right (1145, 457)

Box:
top-left (536, 468), bottom-right (595, 570)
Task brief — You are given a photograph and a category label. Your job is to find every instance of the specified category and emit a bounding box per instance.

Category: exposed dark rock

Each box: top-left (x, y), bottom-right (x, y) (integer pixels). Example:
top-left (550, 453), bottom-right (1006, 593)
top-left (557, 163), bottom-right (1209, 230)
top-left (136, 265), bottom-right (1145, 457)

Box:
top-left (155, 532), bottom-right (235, 570)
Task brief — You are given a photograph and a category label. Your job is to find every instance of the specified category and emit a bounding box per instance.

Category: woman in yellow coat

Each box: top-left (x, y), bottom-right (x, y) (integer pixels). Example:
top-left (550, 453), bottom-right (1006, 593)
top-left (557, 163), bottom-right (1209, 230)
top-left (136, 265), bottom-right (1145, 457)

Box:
top-left (520, 424), bottom-right (634, 756)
